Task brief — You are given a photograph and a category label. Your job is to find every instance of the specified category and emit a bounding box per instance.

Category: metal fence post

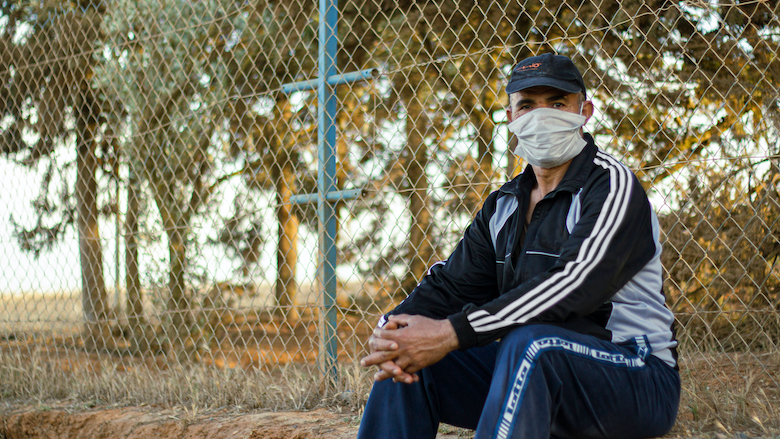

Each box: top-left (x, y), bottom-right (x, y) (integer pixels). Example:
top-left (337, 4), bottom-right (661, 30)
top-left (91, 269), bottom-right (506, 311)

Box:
top-left (318, 0), bottom-right (339, 381)
top-left (280, 0), bottom-right (376, 382)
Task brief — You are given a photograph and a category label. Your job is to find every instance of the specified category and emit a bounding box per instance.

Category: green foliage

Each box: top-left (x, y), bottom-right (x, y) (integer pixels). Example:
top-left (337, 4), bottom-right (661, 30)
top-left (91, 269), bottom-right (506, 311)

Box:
top-left (0, 1), bottom-right (110, 255)
top-left (3, 0), bottom-right (780, 351)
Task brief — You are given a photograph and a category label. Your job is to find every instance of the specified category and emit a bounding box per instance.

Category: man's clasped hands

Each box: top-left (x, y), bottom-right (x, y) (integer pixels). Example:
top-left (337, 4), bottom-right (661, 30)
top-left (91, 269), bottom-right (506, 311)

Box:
top-left (359, 314), bottom-right (460, 384)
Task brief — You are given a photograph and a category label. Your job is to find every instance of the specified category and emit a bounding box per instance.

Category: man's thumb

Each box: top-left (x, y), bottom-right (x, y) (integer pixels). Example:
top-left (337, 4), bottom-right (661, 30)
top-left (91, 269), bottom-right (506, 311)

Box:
top-left (388, 314), bottom-right (411, 327)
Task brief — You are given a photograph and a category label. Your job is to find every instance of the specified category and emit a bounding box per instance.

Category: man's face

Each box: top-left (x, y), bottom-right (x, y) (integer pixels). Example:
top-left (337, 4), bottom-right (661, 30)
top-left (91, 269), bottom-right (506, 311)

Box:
top-left (506, 86), bottom-right (593, 123)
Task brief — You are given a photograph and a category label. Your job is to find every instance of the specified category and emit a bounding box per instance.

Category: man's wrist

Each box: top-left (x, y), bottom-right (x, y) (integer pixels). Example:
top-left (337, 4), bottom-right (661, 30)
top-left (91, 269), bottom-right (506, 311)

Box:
top-left (442, 319), bottom-right (460, 352)
top-left (447, 313), bottom-right (477, 350)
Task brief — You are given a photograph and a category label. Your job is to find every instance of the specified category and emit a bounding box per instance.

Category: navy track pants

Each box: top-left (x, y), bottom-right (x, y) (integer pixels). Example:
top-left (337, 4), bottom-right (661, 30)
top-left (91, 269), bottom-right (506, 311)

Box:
top-left (357, 324), bottom-right (680, 439)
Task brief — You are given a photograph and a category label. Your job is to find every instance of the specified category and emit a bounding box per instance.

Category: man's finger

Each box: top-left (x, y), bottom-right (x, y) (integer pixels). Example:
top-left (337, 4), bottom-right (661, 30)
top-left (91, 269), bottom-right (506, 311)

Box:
top-left (361, 350), bottom-right (398, 368)
top-left (372, 360), bottom-right (417, 384)
top-left (403, 363), bottom-right (422, 376)
top-left (373, 361), bottom-right (403, 382)
top-left (386, 355), bottom-right (421, 384)
top-left (378, 359), bottom-right (402, 376)
top-left (375, 369), bottom-right (417, 383)
top-left (391, 371), bottom-right (419, 384)
top-left (387, 314), bottom-right (413, 327)
top-left (373, 370), bottom-right (394, 382)
top-left (368, 336), bottom-right (398, 353)
top-left (381, 320), bottom-right (399, 330)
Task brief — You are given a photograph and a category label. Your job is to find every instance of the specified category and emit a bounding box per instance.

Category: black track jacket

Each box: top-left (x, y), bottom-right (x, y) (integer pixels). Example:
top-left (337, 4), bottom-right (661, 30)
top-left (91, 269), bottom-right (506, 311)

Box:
top-left (382, 134), bottom-right (678, 367)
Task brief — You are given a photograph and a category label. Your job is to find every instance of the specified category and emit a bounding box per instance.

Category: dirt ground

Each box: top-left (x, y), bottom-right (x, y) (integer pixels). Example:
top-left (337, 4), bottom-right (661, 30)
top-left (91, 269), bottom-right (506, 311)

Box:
top-left (2, 404), bottom-right (778, 439)
top-left (0, 404), bottom-right (362, 439)
top-left (0, 404), bottom-right (482, 438)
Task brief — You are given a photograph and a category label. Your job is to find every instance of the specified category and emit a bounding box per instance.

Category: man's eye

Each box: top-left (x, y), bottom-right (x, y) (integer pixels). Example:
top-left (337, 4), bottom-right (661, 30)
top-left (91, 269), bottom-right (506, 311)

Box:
top-left (552, 102), bottom-right (565, 108)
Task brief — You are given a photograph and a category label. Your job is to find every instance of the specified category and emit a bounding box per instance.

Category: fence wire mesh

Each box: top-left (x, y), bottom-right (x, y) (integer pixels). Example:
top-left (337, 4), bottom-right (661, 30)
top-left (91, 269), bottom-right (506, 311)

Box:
top-left (1, 0), bottom-right (779, 422)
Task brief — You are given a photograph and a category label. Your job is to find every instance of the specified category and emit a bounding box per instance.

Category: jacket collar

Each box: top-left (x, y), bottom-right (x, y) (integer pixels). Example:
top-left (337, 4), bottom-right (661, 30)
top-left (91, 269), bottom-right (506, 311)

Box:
top-left (499, 133), bottom-right (598, 198)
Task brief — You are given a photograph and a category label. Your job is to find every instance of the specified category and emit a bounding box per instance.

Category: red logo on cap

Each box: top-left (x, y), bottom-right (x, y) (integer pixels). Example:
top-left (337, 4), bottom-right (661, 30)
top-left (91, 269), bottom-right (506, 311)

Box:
top-left (517, 62), bottom-right (542, 71)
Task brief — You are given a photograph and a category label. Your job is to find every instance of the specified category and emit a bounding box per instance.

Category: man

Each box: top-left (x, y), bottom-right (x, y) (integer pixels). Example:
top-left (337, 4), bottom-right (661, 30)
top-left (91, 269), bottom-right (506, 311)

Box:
top-left (357, 53), bottom-right (680, 439)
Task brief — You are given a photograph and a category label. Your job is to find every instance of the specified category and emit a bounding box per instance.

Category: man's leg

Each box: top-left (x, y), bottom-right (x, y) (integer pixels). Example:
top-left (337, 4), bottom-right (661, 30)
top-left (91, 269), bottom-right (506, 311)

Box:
top-left (474, 324), bottom-right (680, 439)
top-left (357, 342), bottom-right (499, 439)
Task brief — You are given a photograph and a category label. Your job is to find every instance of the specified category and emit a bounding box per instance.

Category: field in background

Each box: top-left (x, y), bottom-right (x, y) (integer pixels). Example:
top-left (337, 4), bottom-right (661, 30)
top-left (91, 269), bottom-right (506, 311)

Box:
top-left (0, 288), bottom-right (378, 372)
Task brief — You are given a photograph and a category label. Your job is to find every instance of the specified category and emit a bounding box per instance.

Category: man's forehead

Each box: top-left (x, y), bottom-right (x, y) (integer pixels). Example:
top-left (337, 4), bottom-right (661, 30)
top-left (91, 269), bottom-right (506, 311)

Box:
top-left (510, 87), bottom-right (578, 104)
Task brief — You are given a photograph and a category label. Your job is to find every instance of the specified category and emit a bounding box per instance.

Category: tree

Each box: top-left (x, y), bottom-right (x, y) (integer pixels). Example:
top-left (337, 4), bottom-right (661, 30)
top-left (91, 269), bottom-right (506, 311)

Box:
top-left (338, 3), bottom-right (441, 297)
top-left (98, 0), bottom-right (326, 357)
top-left (216, 1), bottom-right (319, 322)
top-left (99, 0), bottom-right (242, 357)
top-left (339, 1), bottom-right (522, 298)
top-left (0, 0), bottom-right (114, 349)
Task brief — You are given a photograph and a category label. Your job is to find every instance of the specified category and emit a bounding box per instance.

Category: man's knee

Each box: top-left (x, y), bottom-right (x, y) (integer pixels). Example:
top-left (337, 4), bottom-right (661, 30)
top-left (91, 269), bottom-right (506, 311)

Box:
top-left (498, 324), bottom-right (564, 355)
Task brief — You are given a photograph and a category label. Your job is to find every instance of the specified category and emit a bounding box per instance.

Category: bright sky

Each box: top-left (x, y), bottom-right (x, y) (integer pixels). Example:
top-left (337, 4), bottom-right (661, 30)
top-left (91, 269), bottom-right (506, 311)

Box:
top-left (0, 155), bottom-right (323, 296)
top-left (0, 157), bottom-right (86, 294)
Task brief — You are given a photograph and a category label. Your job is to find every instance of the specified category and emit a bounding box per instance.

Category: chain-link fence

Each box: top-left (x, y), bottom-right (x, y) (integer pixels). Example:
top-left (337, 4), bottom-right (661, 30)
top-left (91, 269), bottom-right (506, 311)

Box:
top-left (1, 0), bottom-right (779, 429)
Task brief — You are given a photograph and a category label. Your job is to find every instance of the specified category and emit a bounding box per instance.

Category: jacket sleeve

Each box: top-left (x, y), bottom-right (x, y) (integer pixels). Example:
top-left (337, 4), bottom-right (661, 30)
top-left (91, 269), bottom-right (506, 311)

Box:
top-left (380, 192), bottom-right (501, 327)
top-left (449, 154), bottom-right (658, 349)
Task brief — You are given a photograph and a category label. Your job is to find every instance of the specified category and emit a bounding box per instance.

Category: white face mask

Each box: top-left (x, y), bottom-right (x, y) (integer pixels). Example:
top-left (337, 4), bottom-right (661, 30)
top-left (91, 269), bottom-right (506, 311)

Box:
top-left (508, 107), bottom-right (587, 168)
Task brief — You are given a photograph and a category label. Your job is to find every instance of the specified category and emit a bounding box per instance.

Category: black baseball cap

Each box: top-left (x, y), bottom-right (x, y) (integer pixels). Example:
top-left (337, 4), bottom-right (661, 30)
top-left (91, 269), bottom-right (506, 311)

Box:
top-left (506, 53), bottom-right (587, 97)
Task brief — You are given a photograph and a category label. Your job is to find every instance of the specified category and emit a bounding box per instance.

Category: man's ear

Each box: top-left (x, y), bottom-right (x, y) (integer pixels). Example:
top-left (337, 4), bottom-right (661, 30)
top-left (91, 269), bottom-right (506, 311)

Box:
top-left (582, 100), bottom-right (594, 123)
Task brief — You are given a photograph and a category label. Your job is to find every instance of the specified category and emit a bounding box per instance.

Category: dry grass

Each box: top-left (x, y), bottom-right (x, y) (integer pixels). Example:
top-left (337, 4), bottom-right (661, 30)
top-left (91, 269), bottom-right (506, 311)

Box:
top-left (2, 347), bottom-right (779, 438)
top-left (669, 351), bottom-right (780, 438)
top-left (1, 291), bottom-right (778, 437)
top-left (0, 347), bottom-right (373, 416)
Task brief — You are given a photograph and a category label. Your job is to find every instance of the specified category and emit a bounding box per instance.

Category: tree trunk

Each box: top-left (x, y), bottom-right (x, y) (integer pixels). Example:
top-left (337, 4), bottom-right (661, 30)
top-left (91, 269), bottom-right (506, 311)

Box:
top-left (274, 157), bottom-right (300, 324)
top-left (400, 81), bottom-right (434, 296)
top-left (76, 96), bottom-right (110, 350)
top-left (165, 215), bottom-right (195, 360)
top-left (269, 97), bottom-right (300, 324)
top-left (125, 167), bottom-right (151, 354)
top-left (150, 176), bottom-right (196, 361)
top-left (472, 107), bottom-right (495, 211)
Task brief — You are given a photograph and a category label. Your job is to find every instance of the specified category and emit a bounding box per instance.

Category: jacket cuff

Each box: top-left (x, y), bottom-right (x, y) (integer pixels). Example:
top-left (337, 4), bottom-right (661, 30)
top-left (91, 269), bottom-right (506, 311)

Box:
top-left (448, 312), bottom-right (478, 350)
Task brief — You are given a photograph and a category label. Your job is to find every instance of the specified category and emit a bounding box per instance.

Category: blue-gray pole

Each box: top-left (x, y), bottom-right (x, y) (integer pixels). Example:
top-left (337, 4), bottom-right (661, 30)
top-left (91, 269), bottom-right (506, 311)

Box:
top-left (318, 0), bottom-right (339, 381)
top-left (281, 0), bottom-right (371, 380)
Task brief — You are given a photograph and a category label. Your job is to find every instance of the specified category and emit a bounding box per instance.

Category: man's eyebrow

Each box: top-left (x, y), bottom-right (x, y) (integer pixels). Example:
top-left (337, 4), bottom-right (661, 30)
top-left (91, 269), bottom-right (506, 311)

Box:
top-left (545, 93), bottom-right (570, 102)
top-left (511, 93), bottom-right (572, 109)
top-left (514, 97), bottom-right (536, 107)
